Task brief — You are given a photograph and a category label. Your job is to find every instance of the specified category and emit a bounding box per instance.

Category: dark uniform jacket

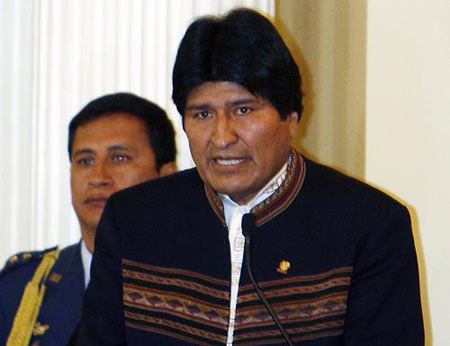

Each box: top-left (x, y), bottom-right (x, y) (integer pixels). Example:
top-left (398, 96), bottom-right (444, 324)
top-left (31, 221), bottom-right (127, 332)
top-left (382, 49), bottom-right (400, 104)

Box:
top-left (76, 150), bottom-right (424, 345)
top-left (0, 242), bottom-right (85, 345)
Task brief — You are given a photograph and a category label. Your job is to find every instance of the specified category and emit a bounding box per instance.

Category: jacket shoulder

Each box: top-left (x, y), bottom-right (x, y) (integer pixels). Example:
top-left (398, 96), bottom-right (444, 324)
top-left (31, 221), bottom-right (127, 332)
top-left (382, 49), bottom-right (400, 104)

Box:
top-left (0, 246), bottom-right (58, 277)
top-left (117, 167), bottom-right (201, 196)
top-left (103, 168), bottom-right (207, 225)
top-left (303, 157), bottom-right (406, 211)
top-left (110, 168), bottom-right (203, 207)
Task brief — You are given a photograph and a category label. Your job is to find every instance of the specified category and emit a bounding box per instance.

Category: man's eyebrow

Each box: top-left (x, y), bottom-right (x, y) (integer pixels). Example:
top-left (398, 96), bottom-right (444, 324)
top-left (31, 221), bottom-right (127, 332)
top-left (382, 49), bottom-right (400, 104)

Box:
top-left (72, 148), bottom-right (95, 157)
top-left (185, 103), bottom-right (211, 111)
top-left (72, 145), bottom-right (132, 158)
top-left (107, 144), bottom-right (132, 152)
top-left (185, 98), bottom-right (258, 111)
top-left (226, 98), bottom-right (258, 107)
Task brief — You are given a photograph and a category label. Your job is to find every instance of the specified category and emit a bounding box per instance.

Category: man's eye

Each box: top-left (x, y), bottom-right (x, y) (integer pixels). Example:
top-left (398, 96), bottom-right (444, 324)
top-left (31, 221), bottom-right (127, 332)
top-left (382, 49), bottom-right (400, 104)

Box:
top-left (195, 111), bottom-right (210, 119)
top-left (112, 155), bottom-right (129, 163)
top-left (237, 107), bottom-right (251, 115)
top-left (77, 158), bottom-right (93, 166)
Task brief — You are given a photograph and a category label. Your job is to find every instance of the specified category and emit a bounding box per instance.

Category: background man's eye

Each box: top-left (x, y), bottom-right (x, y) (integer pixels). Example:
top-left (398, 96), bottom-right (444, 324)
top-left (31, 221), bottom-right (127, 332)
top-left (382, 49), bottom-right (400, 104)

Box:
top-left (238, 107), bottom-right (250, 114)
top-left (78, 158), bottom-right (93, 166)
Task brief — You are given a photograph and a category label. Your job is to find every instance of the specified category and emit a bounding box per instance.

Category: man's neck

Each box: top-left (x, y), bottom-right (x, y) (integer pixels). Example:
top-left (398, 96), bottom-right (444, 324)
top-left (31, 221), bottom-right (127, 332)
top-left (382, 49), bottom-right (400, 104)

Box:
top-left (80, 227), bottom-right (95, 253)
top-left (220, 159), bottom-right (289, 226)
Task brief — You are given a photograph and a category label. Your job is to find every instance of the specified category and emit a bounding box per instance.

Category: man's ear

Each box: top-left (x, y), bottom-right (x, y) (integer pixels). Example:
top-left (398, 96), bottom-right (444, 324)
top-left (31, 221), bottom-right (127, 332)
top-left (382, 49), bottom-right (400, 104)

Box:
top-left (288, 112), bottom-right (299, 139)
top-left (158, 161), bottom-right (177, 177)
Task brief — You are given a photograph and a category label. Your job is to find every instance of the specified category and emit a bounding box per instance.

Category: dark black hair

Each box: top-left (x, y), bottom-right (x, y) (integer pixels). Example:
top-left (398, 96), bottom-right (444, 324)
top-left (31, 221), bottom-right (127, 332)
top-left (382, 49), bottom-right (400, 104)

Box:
top-left (68, 92), bottom-right (176, 169)
top-left (172, 8), bottom-right (302, 121)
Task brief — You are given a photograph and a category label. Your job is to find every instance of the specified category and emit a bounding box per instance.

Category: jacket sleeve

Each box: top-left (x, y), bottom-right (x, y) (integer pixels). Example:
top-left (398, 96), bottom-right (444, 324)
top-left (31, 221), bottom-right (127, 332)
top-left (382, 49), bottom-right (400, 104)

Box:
top-left (75, 198), bottom-right (127, 345)
top-left (343, 204), bottom-right (424, 345)
top-left (0, 293), bottom-right (6, 345)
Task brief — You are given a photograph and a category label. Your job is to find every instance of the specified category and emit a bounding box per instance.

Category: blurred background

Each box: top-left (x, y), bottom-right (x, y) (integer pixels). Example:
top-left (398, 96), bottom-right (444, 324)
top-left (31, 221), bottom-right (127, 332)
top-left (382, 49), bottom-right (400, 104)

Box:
top-left (1, 0), bottom-right (449, 344)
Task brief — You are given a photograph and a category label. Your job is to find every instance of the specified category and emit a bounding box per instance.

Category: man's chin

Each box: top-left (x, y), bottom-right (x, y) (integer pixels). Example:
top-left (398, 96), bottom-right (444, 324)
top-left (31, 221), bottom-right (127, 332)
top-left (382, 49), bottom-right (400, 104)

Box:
top-left (80, 216), bottom-right (102, 233)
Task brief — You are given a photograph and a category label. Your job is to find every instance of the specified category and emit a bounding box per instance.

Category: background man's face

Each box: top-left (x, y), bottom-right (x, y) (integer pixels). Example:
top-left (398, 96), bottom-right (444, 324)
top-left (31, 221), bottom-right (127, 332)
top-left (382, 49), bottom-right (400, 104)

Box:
top-left (184, 81), bottom-right (298, 205)
top-left (70, 112), bottom-right (160, 240)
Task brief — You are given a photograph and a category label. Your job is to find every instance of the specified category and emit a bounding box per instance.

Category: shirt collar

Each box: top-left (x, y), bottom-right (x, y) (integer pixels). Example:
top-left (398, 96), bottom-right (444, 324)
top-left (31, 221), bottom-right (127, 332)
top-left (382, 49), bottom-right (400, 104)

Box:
top-left (204, 148), bottom-right (306, 227)
top-left (219, 160), bottom-right (289, 227)
top-left (80, 239), bottom-right (92, 288)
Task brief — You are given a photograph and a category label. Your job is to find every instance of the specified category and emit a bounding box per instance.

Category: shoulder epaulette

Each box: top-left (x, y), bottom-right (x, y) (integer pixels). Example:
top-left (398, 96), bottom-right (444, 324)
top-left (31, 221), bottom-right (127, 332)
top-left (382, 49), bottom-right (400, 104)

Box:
top-left (1, 246), bottom-right (58, 276)
top-left (6, 247), bottom-right (60, 346)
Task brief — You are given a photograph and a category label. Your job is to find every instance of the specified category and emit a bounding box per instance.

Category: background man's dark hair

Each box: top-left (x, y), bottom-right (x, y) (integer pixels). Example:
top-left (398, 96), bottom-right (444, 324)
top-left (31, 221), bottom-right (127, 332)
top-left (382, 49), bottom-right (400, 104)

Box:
top-left (68, 92), bottom-right (176, 169)
top-left (172, 8), bottom-right (303, 121)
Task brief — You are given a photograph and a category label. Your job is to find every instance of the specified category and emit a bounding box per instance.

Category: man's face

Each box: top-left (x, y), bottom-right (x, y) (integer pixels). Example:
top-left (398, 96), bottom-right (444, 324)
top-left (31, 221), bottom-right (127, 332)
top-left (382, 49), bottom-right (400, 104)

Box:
top-left (184, 81), bottom-right (298, 205)
top-left (71, 112), bottom-right (163, 244)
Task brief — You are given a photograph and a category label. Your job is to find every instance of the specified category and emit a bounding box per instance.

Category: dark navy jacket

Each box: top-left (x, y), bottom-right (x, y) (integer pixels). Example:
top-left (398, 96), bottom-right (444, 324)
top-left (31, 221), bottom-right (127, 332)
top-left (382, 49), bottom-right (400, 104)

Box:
top-left (0, 242), bottom-right (84, 345)
top-left (76, 153), bottom-right (424, 345)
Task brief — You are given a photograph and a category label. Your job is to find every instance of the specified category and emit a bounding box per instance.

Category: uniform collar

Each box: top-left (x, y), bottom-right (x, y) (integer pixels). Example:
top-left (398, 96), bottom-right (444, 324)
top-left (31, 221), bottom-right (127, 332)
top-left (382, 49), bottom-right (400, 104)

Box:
top-left (44, 242), bottom-right (84, 290)
top-left (204, 148), bottom-right (306, 227)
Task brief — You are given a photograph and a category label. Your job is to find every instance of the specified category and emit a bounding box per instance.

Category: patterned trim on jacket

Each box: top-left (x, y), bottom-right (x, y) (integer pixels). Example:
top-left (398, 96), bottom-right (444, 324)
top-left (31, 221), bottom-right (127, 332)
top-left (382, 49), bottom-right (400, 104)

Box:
top-left (122, 259), bottom-right (352, 345)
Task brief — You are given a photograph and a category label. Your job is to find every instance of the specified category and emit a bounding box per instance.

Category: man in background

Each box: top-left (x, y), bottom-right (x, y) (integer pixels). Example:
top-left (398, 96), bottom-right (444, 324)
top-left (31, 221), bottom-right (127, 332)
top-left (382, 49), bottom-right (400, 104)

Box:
top-left (0, 92), bottom-right (177, 345)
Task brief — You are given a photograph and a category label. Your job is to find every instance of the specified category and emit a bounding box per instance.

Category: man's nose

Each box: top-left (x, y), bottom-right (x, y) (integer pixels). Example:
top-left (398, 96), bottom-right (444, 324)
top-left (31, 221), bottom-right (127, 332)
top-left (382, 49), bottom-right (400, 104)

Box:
top-left (88, 162), bottom-right (113, 188)
top-left (210, 114), bottom-right (238, 148)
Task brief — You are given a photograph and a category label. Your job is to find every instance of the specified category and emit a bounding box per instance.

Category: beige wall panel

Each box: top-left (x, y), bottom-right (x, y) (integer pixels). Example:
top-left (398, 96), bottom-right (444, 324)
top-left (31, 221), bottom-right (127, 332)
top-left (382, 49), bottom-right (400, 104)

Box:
top-left (276, 0), bottom-right (366, 178)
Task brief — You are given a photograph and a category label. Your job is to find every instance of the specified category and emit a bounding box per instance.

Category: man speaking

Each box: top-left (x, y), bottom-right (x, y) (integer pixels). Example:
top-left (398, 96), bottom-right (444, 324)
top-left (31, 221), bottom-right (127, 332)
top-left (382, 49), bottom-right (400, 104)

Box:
top-left (75, 8), bottom-right (423, 345)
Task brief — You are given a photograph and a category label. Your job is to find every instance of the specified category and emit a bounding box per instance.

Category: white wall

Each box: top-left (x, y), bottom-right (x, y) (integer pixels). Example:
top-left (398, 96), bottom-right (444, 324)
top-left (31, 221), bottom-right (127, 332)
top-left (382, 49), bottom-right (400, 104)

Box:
top-left (366, 0), bottom-right (450, 344)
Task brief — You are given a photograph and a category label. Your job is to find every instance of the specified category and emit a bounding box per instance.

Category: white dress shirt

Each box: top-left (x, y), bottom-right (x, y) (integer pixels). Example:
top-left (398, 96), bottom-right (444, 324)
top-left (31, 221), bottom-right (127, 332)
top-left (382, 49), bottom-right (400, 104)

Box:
top-left (219, 161), bottom-right (288, 345)
top-left (80, 239), bottom-right (92, 289)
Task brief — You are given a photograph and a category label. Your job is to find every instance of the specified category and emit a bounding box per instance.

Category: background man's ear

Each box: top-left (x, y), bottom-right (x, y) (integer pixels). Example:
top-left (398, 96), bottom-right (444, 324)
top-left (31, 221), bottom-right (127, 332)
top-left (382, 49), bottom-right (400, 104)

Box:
top-left (158, 161), bottom-right (177, 177)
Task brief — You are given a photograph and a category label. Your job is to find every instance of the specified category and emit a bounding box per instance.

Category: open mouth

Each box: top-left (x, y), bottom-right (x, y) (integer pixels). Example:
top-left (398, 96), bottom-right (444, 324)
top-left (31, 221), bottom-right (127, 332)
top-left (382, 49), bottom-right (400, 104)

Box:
top-left (215, 158), bottom-right (246, 166)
